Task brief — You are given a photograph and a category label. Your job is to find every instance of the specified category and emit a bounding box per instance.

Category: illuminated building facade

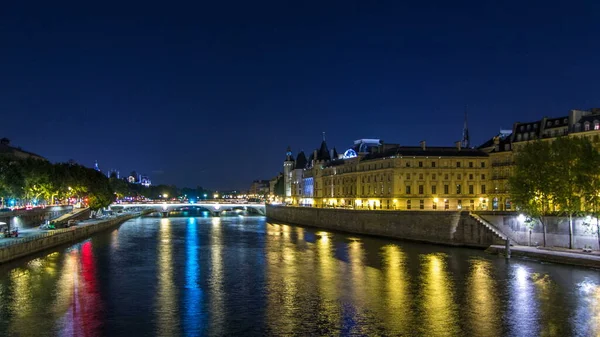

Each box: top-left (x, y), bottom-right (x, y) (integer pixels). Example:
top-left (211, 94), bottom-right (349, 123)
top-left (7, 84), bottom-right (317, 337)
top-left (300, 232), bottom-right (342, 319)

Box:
top-left (284, 108), bottom-right (600, 211)
top-left (287, 138), bottom-right (491, 210)
top-left (479, 107), bottom-right (600, 210)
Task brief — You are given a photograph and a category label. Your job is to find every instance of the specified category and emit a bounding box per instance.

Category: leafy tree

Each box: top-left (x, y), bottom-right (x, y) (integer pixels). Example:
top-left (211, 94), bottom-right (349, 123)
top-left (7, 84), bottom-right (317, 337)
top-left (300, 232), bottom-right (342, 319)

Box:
top-left (578, 138), bottom-right (600, 249)
top-left (509, 140), bottom-right (554, 246)
top-left (550, 137), bottom-right (585, 249)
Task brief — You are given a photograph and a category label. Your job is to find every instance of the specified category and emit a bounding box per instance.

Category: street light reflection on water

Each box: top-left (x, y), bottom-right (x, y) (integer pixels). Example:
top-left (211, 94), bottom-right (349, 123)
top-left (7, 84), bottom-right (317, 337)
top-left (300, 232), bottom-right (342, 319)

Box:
top-left (0, 216), bottom-right (598, 336)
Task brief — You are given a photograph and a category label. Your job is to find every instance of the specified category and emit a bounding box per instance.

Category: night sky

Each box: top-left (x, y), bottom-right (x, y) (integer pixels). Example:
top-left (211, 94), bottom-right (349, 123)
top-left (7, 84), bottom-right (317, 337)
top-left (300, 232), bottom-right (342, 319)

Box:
top-left (2, 1), bottom-right (599, 190)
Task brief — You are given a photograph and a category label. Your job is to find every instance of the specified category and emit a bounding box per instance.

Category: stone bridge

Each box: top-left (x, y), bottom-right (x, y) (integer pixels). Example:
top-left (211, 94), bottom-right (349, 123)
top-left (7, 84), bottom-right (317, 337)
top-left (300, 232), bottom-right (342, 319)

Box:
top-left (110, 202), bottom-right (266, 216)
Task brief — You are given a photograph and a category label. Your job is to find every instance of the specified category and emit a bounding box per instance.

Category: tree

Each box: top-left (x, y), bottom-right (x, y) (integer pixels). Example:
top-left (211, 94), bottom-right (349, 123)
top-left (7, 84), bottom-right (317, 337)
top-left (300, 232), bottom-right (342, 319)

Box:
top-left (577, 137), bottom-right (600, 250)
top-left (550, 137), bottom-right (585, 249)
top-left (509, 140), bottom-right (554, 246)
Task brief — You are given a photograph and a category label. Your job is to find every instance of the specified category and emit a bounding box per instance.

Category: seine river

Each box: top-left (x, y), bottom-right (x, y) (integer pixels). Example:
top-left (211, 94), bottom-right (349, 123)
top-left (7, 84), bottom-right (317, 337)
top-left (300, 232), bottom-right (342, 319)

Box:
top-left (0, 215), bottom-right (598, 336)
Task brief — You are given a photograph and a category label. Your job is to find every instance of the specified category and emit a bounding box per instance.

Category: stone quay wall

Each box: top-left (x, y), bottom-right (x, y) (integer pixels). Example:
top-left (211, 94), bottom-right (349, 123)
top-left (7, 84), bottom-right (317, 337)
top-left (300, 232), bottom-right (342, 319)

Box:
top-left (266, 206), bottom-right (505, 248)
top-left (476, 211), bottom-right (600, 250)
top-left (0, 213), bottom-right (141, 264)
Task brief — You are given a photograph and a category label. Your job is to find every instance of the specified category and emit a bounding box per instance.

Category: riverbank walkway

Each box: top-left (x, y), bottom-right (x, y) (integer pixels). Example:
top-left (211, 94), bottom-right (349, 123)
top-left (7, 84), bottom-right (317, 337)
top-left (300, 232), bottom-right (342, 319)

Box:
top-left (0, 210), bottom-right (137, 249)
top-left (486, 244), bottom-right (600, 269)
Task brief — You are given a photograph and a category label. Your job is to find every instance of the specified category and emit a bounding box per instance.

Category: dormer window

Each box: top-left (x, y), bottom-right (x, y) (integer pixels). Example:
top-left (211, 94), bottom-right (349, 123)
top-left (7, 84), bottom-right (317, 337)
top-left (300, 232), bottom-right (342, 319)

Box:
top-left (527, 124), bottom-right (531, 130)
top-left (575, 123), bottom-right (581, 132)
top-left (517, 134), bottom-right (522, 141)
top-left (594, 120), bottom-right (599, 130)
top-left (564, 118), bottom-right (568, 124)
top-left (547, 121), bottom-right (552, 127)
top-left (520, 125), bottom-right (524, 131)
top-left (534, 124), bottom-right (538, 129)
top-left (555, 120), bottom-right (559, 126)
top-left (585, 122), bottom-right (590, 131)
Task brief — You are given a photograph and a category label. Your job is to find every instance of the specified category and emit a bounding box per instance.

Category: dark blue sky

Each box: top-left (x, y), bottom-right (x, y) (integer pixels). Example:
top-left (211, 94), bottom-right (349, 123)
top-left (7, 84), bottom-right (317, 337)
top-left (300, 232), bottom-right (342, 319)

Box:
top-left (1, 1), bottom-right (599, 190)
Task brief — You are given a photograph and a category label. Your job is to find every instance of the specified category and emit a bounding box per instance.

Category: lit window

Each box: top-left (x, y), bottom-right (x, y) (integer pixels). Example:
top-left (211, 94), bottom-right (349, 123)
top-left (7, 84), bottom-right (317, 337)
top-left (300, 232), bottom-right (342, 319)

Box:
top-left (594, 121), bottom-right (600, 130)
top-left (585, 122), bottom-right (590, 131)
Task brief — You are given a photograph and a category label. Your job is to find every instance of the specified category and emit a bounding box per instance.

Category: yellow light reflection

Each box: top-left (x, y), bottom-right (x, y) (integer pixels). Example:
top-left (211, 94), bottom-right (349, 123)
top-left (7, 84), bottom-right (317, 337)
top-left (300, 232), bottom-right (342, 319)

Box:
top-left (467, 259), bottom-right (500, 337)
top-left (382, 244), bottom-right (411, 334)
top-left (420, 253), bottom-right (459, 336)
top-left (316, 231), bottom-right (340, 329)
top-left (156, 218), bottom-right (178, 336)
top-left (265, 220), bottom-right (299, 335)
top-left (110, 229), bottom-right (119, 252)
top-left (209, 216), bottom-right (225, 336)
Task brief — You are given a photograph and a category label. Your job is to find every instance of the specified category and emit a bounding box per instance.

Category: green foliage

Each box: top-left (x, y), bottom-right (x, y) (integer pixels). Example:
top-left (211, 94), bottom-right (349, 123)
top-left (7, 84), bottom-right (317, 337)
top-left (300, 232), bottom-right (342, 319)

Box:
top-left (509, 140), bottom-right (553, 218)
top-left (510, 136), bottom-right (600, 247)
top-left (0, 157), bottom-right (114, 210)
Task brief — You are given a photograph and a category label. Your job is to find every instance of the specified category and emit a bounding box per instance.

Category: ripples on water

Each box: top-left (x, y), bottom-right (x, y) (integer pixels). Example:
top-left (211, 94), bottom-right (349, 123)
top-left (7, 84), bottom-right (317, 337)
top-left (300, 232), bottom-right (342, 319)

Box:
top-left (0, 216), bottom-right (598, 337)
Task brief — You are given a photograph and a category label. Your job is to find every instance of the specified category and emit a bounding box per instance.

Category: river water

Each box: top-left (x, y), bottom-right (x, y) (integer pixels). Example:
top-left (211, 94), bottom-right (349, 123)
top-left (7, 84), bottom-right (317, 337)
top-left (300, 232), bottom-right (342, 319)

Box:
top-left (0, 215), bottom-right (598, 337)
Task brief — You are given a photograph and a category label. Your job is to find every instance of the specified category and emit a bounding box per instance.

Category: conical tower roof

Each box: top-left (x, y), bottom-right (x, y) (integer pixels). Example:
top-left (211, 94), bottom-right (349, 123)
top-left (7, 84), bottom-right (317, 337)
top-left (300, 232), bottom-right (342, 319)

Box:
top-left (295, 151), bottom-right (308, 169)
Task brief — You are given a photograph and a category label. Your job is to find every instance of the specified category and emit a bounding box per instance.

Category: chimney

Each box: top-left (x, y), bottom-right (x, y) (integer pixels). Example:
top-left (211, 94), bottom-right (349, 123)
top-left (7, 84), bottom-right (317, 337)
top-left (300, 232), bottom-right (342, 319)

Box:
top-left (420, 140), bottom-right (426, 150)
top-left (455, 141), bottom-right (462, 151)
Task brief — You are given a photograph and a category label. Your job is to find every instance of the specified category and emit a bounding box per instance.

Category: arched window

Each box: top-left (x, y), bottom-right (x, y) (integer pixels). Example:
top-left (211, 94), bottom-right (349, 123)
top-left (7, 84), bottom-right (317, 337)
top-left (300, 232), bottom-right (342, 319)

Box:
top-left (585, 122), bottom-right (590, 131)
top-left (594, 120), bottom-right (599, 130)
top-left (517, 134), bottom-right (522, 141)
top-left (555, 120), bottom-right (559, 126)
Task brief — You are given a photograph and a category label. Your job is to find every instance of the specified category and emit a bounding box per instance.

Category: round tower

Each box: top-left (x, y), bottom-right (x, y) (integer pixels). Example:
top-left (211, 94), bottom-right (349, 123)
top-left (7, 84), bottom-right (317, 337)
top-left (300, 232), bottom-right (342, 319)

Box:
top-left (283, 146), bottom-right (294, 198)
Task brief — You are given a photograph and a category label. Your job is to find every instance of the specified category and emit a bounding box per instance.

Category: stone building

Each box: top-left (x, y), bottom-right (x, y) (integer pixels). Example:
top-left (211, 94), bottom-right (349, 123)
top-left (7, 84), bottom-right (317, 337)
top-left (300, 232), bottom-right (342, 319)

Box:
top-left (286, 138), bottom-right (491, 211)
top-left (478, 107), bottom-right (600, 210)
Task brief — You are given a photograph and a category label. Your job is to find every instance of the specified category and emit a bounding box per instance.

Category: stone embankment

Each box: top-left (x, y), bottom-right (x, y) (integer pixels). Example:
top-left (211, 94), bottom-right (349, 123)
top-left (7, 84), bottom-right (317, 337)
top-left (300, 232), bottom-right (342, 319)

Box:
top-left (266, 205), bottom-right (505, 248)
top-left (486, 245), bottom-right (600, 269)
top-left (0, 211), bottom-right (148, 264)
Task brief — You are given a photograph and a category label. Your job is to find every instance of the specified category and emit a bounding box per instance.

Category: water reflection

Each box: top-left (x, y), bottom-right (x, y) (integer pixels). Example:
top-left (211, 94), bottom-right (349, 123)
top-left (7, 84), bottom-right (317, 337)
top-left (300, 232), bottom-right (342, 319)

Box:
top-left (265, 223), bottom-right (300, 335)
top-left (508, 265), bottom-right (539, 337)
top-left (110, 228), bottom-right (119, 252)
top-left (184, 217), bottom-right (203, 336)
top-left (577, 280), bottom-right (600, 337)
top-left (156, 218), bottom-right (178, 336)
top-left (382, 244), bottom-right (412, 335)
top-left (466, 259), bottom-right (500, 337)
top-left (420, 253), bottom-right (459, 336)
top-left (316, 231), bottom-right (341, 333)
top-left (0, 216), bottom-right (598, 336)
top-left (209, 217), bottom-right (225, 335)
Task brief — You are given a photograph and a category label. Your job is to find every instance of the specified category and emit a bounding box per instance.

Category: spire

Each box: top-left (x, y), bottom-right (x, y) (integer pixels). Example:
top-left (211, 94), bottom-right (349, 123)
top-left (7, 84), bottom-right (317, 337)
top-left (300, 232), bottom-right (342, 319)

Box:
top-left (94, 160), bottom-right (100, 171)
top-left (322, 132), bottom-right (326, 142)
top-left (285, 146), bottom-right (293, 161)
top-left (462, 108), bottom-right (470, 148)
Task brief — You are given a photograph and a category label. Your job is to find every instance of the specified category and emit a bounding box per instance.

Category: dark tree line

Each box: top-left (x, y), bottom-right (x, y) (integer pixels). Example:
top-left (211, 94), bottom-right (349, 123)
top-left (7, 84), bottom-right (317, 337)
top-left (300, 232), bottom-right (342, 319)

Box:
top-left (0, 156), bottom-right (113, 210)
top-left (0, 156), bottom-right (216, 210)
